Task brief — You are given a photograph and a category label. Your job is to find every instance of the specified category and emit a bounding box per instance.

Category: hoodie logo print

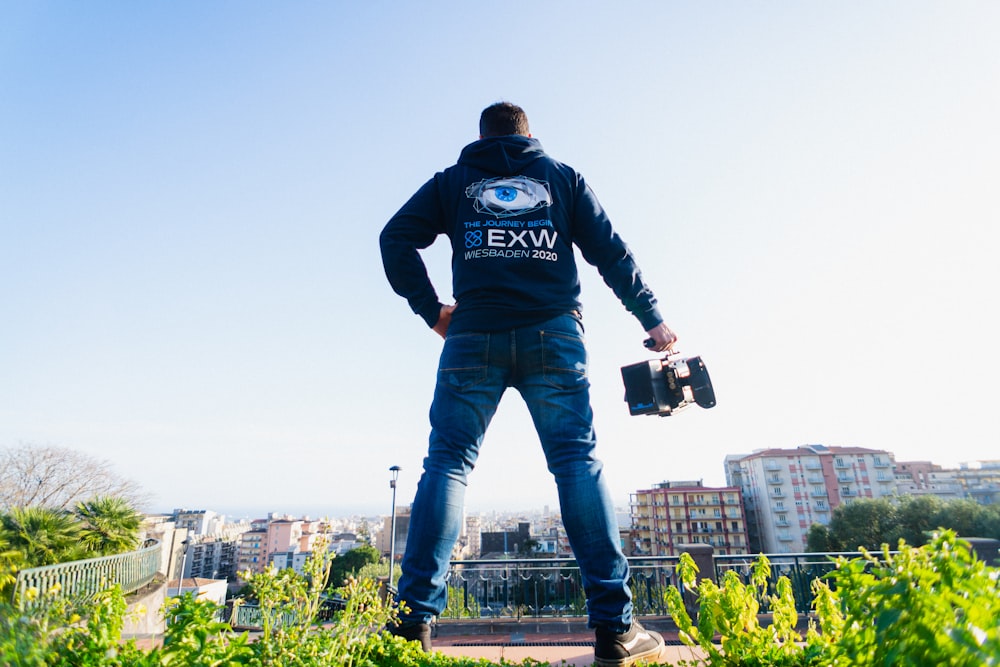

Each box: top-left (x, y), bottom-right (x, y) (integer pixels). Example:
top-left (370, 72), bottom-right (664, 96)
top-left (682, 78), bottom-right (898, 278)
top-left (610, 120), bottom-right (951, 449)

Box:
top-left (464, 230), bottom-right (483, 248)
top-left (465, 176), bottom-right (552, 218)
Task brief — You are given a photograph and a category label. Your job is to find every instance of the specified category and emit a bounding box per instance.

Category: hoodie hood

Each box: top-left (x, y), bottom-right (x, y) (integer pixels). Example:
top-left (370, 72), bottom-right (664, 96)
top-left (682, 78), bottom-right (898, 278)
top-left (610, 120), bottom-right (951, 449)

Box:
top-left (457, 135), bottom-right (546, 175)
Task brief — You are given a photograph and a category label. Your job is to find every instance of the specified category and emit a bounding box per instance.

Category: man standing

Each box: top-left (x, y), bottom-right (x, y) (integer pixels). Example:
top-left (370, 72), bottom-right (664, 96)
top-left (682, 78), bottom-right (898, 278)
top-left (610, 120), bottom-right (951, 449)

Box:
top-left (379, 102), bottom-right (676, 666)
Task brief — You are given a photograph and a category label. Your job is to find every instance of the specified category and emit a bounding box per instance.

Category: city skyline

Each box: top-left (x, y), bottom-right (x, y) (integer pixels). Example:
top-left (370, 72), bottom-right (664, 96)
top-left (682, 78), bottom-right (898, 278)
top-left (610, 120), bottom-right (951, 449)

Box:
top-left (3, 3), bottom-right (998, 515)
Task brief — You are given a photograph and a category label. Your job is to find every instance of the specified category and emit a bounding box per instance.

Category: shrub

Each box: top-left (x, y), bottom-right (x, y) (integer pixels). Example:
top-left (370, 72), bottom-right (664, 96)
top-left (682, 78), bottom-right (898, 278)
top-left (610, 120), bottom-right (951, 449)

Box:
top-left (666, 530), bottom-right (1000, 667)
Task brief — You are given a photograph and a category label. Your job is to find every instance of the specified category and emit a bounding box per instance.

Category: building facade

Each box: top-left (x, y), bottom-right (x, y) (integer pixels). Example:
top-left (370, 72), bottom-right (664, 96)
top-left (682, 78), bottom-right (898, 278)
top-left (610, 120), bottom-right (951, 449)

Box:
top-left (726, 444), bottom-right (898, 553)
top-left (185, 538), bottom-right (240, 581)
top-left (630, 480), bottom-right (749, 557)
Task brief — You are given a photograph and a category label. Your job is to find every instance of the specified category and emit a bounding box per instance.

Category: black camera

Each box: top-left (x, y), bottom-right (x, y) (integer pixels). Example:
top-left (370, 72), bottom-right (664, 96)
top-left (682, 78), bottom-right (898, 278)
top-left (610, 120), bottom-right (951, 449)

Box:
top-left (621, 352), bottom-right (716, 417)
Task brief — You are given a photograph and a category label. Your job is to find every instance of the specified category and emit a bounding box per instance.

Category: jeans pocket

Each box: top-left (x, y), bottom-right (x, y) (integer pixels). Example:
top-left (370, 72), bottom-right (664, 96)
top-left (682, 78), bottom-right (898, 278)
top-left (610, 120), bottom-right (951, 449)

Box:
top-left (438, 332), bottom-right (489, 388)
top-left (540, 330), bottom-right (588, 389)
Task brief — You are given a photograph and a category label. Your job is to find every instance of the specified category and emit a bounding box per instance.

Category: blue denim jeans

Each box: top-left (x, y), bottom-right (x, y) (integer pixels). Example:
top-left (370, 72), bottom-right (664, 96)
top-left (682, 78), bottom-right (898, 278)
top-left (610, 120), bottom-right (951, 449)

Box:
top-left (396, 313), bottom-right (633, 632)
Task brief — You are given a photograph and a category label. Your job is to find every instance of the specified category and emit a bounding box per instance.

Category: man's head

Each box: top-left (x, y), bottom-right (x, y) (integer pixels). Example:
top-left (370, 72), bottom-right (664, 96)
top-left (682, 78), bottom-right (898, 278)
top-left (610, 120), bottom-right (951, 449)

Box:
top-left (479, 102), bottom-right (530, 138)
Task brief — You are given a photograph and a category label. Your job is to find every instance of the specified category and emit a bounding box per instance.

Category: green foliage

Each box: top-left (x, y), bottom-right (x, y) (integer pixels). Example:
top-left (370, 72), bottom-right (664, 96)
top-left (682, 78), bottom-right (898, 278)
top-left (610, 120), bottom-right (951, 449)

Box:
top-left (156, 593), bottom-right (253, 666)
top-left (0, 581), bottom-right (150, 667)
top-left (5, 530), bottom-right (997, 666)
top-left (811, 495), bottom-right (1000, 552)
top-left (826, 497), bottom-right (898, 551)
top-left (327, 544), bottom-right (381, 588)
top-left (75, 495), bottom-right (143, 556)
top-left (816, 531), bottom-right (1000, 666)
top-left (665, 552), bottom-right (820, 666)
top-left (0, 497), bottom-right (143, 572)
top-left (667, 530), bottom-right (1000, 667)
top-left (0, 505), bottom-right (89, 567)
top-left (0, 536), bottom-right (23, 598)
top-left (804, 522), bottom-right (832, 552)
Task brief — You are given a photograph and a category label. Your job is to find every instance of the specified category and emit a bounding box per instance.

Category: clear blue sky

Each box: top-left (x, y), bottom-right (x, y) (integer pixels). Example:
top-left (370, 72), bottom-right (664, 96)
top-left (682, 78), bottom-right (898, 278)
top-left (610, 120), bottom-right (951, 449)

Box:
top-left (2, 2), bottom-right (998, 519)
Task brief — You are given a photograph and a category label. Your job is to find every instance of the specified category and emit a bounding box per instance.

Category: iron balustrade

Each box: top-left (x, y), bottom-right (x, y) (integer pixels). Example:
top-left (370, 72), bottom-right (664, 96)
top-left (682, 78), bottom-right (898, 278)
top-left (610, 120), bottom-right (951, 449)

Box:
top-left (14, 539), bottom-right (161, 609)
top-left (437, 552), bottom-right (877, 620)
top-left (222, 551), bottom-right (887, 630)
top-left (439, 556), bottom-right (683, 620)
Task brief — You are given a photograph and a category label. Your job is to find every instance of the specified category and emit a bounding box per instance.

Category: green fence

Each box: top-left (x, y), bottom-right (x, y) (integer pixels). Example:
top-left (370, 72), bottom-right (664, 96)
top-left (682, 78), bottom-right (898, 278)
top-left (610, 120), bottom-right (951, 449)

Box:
top-left (14, 539), bottom-right (161, 609)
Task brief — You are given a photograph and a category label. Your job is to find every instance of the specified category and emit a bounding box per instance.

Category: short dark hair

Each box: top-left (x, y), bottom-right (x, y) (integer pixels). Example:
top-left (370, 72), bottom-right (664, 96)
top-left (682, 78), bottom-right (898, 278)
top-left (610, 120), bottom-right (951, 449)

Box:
top-left (479, 102), bottom-right (530, 137)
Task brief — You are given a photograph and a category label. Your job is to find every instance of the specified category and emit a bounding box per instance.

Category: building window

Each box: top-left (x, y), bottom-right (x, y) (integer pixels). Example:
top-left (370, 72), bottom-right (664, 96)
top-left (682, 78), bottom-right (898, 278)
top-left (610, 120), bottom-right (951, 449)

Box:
top-left (731, 521), bottom-right (739, 531)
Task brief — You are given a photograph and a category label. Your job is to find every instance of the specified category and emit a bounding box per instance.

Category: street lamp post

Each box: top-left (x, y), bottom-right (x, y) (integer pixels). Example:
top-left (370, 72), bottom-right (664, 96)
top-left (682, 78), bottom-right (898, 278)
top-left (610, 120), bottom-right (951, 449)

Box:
top-left (388, 465), bottom-right (401, 590)
top-left (176, 539), bottom-right (189, 596)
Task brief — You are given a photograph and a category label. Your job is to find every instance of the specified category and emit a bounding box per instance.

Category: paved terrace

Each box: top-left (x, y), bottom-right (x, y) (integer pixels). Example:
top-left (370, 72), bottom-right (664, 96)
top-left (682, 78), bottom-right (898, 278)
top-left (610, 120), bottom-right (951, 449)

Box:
top-left (431, 617), bottom-right (705, 666)
top-left (129, 617), bottom-right (705, 666)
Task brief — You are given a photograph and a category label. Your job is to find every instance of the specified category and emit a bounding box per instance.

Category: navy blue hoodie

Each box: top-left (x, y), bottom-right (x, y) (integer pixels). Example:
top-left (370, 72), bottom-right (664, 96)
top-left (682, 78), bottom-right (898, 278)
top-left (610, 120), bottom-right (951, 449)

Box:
top-left (380, 135), bottom-right (663, 334)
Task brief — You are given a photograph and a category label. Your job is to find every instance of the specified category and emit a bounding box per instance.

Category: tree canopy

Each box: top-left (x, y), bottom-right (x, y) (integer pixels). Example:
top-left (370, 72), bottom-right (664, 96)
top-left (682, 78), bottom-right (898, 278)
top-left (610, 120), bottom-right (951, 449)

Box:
top-left (326, 545), bottom-right (380, 588)
top-left (807, 495), bottom-right (1000, 551)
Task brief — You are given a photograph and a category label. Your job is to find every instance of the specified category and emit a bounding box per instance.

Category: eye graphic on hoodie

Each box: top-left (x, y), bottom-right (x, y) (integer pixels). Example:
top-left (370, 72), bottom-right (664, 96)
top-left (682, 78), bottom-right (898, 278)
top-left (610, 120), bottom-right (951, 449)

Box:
top-left (465, 176), bottom-right (552, 218)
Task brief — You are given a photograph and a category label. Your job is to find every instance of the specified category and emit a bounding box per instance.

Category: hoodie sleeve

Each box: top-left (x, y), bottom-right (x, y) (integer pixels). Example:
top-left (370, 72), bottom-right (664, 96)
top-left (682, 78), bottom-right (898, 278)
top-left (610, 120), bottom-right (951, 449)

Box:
top-left (571, 177), bottom-right (664, 331)
top-left (379, 177), bottom-right (447, 328)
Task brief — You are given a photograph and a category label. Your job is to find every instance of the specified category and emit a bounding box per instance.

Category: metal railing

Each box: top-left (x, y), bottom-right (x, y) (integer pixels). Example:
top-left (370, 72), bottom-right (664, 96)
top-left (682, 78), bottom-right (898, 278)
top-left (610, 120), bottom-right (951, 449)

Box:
top-left (438, 551), bottom-right (864, 619)
top-left (222, 551), bottom-right (875, 630)
top-left (14, 539), bottom-right (161, 609)
top-left (441, 555), bottom-right (678, 619)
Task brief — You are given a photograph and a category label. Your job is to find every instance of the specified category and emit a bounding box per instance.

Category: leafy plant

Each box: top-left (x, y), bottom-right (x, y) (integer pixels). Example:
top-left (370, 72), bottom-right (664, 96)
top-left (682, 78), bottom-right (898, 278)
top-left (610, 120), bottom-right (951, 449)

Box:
top-left (815, 530), bottom-right (1000, 667)
top-left (666, 530), bottom-right (999, 667)
top-left (665, 552), bottom-right (821, 666)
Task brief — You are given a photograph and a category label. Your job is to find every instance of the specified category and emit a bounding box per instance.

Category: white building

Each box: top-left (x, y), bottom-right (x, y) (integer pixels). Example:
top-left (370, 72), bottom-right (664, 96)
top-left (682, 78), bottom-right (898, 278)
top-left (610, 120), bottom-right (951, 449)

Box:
top-left (726, 444), bottom-right (898, 553)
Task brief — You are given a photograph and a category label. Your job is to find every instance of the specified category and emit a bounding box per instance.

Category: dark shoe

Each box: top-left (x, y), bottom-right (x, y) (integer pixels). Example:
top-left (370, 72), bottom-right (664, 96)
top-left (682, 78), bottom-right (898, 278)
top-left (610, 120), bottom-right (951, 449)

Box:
top-left (594, 621), bottom-right (668, 666)
top-left (387, 621), bottom-right (432, 652)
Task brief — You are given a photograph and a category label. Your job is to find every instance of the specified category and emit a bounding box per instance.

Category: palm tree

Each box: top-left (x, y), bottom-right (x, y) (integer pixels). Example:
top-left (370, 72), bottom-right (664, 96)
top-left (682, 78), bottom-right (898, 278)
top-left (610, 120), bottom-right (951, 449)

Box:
top-left (0, 532), bottom-right (24, 597)
top-left (0, 506), bottom-right (87, 568)
top-left (75, 496), bottom-right (142, 556)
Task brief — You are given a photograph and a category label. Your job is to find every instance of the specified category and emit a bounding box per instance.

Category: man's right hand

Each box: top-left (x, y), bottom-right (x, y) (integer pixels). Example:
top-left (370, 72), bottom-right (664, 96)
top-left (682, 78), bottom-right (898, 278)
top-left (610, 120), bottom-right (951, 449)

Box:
top-left (433, 304), bottom-right (456, 339)
top-left (644, 322), bottom-right (678, 353)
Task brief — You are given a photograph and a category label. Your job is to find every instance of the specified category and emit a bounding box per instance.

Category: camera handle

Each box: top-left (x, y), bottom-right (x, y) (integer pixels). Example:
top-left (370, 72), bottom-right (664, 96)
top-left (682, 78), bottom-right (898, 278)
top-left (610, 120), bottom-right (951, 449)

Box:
top-left (644, 338), bottom-right (678, 356)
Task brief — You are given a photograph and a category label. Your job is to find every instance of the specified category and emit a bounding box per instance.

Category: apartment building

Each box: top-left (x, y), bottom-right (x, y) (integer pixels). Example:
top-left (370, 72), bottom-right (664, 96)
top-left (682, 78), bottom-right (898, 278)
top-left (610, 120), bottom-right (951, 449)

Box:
top-left (726, 444), bottom-right (898, 553)
top-left (237, 523), bottom-right (268, 575)
top-left (630, 480), bottom-right (749, 557)
top-left (377, 506), bottom-right (412, 562)
top-left (894, 460), bottom-right (964, 500)
top-left (956, 460), bottom-right (1000, 505)
top-left (173, 509), bottom-right (225, 536)
top-left (185, 538), bottom-right (239, 581)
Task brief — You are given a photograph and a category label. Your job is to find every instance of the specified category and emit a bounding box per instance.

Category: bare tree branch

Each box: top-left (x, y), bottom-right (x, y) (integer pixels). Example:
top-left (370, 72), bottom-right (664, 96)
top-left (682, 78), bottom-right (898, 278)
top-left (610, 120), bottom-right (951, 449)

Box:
top-left (0, 444), bottom-right (148, 511)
